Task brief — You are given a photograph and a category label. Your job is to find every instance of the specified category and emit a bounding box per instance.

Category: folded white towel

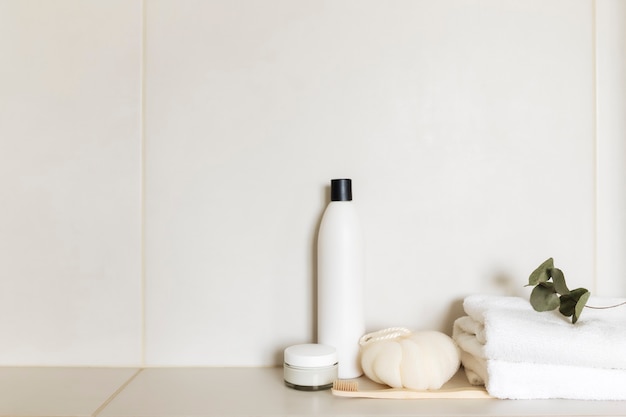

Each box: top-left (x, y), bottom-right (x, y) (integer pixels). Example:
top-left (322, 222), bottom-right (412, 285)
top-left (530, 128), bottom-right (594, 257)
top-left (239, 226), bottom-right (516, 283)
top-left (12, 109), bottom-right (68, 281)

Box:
top-left (454, 294), bottom-right (626, 370)
top-left (453, 294), bottom-right (626, 400)
top-left (461, 354), bottom-right (626, 400)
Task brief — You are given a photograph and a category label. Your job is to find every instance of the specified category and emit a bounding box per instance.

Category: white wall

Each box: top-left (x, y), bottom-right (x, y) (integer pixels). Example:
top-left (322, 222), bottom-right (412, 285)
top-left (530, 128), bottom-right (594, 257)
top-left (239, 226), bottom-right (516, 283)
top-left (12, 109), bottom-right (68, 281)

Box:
top-left (0, 0), bottom-right (623, 367)
top-left (596, 0), bottom-right (626, 296)
top-left (0, 0), bottom-right (143, 365)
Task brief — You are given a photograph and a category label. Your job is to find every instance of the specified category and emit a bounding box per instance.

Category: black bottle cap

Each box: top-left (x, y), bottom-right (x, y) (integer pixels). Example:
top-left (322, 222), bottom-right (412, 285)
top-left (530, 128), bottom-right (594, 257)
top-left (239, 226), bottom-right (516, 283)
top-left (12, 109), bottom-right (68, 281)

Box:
top-left (330, 179), bottom-right (352, 201)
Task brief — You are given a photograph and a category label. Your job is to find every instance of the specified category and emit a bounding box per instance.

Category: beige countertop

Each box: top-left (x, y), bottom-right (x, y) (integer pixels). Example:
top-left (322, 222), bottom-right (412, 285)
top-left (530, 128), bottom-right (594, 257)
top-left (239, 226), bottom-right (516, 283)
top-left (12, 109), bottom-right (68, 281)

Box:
top-left (1, 367), bottom-right (625, 417)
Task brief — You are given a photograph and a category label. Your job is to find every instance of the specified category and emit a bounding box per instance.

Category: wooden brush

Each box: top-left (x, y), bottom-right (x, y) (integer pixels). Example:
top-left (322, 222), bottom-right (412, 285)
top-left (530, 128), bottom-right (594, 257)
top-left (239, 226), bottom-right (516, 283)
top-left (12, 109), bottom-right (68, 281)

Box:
top-left (331, 379), bottom-right (493, 399)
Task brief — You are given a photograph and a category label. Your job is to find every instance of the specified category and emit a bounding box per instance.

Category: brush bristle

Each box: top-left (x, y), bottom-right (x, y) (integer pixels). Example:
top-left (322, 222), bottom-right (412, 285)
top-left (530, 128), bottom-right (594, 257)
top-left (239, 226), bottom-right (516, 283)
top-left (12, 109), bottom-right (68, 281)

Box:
top-left (332, 379), bottom-right (359, 392)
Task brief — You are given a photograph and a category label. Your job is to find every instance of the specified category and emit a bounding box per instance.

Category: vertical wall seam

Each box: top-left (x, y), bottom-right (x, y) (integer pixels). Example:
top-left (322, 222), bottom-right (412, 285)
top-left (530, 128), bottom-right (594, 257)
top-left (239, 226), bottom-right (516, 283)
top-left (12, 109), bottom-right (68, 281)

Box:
top-left (140, 0), bottom-right (147, 366)
top-left (591, 0), bottom-right (599, 295)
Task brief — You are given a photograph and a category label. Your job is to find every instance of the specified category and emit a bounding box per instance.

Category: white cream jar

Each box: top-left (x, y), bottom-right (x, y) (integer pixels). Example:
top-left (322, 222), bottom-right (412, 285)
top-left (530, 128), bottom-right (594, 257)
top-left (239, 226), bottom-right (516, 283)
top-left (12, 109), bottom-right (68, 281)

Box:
top-left (283, 344), bottom-right (338, 391)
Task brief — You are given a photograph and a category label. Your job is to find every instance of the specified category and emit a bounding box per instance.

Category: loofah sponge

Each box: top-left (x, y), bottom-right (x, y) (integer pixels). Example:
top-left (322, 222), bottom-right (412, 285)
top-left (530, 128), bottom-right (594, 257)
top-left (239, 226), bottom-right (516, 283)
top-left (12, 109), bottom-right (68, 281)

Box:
top-left (359, 328), bottom-right (461, 390)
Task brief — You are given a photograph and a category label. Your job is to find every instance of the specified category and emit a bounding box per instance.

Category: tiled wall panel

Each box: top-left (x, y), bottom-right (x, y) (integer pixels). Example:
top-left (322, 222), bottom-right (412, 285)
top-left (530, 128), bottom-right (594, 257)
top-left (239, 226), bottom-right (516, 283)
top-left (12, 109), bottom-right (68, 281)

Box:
top-left (0, 0), bottom-right (143, 365)
top-left (143, 0), bottom-right (597, 365)
top-left (595, 0), bottom-right (626, 296)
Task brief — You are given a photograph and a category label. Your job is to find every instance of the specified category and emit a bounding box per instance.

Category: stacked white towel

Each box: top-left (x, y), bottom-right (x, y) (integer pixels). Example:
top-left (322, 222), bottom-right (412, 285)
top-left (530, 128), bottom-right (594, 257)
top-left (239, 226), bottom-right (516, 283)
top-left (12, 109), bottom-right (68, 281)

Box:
top-left (452, 294), bottom-right (626, 400)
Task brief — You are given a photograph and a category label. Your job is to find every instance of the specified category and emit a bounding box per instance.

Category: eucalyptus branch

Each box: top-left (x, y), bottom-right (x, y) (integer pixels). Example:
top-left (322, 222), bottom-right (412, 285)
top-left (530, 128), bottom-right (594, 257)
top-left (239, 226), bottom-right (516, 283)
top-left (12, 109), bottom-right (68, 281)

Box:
top-left (525, 258), bottom-right (625, 324)
top-left (585, 301), bottom-right (626, 310)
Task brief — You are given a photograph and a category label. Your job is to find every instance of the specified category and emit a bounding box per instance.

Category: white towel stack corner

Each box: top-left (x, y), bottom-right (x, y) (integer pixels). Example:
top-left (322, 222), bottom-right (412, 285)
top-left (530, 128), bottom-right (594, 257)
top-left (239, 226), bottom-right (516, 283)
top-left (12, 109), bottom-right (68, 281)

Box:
top-left (452, 294), bottom-right (626, 400)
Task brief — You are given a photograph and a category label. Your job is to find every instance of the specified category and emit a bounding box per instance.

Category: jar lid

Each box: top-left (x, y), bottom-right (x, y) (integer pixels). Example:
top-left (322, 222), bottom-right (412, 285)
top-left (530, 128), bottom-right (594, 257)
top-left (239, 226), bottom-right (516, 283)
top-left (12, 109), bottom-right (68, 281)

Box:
top-left (284, 344), bottom-right (337, 368)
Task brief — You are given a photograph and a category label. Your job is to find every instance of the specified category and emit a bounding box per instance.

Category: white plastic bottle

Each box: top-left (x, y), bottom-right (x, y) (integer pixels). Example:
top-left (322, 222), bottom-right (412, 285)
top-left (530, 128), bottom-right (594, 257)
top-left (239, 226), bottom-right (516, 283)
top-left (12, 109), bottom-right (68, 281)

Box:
top-left (317, 178), bottom-right (365, 379)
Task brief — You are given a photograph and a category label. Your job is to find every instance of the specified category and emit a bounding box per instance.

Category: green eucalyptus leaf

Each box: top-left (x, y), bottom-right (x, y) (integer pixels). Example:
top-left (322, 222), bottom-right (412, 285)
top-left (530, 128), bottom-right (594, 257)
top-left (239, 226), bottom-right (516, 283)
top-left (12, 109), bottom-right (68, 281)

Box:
top-left (528, 258), bottom-right (554, 286)
top-left (550, 268), bottom-right (570, 295)
top-left (526, 258), bottom-right (596, 324)
top-left (559, 295), bottom-right (576, 317)
top-left (572, 290), bottom-right (591, 324)
top-left (559, 288), bottom-right (590, 323)
top-left (530, 282), bottom-right (559, 312)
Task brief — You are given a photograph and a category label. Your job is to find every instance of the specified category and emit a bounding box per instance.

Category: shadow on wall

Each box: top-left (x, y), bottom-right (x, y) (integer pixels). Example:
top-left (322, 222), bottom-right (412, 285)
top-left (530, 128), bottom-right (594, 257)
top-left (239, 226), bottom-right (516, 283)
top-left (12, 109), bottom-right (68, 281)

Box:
top-left (439, 271), bottom-right (526, 333)
top-left (272, 182), bottom-right (330, 366)
top-left (440, 298), bottom-right (465, 334)
top-left (492, 271), bottom-right (526, 297)
top-left (310, 183), bottom-right (332, 343)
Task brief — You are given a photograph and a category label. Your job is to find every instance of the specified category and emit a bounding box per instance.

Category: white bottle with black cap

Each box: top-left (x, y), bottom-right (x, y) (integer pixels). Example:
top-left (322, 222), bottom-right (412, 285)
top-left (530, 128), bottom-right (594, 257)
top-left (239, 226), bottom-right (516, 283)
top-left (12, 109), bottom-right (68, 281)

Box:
top-left (317, 178), bottom-right (365, 379)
